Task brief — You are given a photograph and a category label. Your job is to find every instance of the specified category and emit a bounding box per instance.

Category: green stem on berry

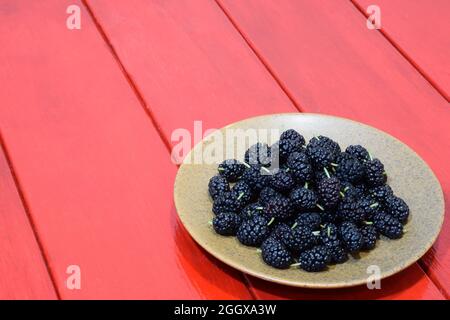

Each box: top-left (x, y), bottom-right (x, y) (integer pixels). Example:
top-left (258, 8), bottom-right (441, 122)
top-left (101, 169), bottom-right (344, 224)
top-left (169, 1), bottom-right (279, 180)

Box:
top-left (256, 207), bottom-right (264, 210)
top-left (237, 192), bottom-right (244, 200)
top-left (291, 222), bottom-right (298, 230)
top-left (368, 152), bottom-right (373, 161)
top-left (330, 163), bottom-right (338, 167)
top-left (290, 262), bottom-right (301, 267)
top-left (261, 166), bottom-right (271, 174)
top-left (320, 224), bottom-right (325, 228)
top-left (256, 248), bottom-right (262, 253)
top-left (312, 231), bottom-right (320, 236)
top-left (340, 191), bottom-right (345, 198)
top-left (243, 162), bottom-right (251, 168)
top-left (304, 182), bottom-right (309, 189)
top-left (267, 217), bottom-right (275, 226)
top-left (323, 167), bottom-right (331, 179)
top-left (218, 167), bottom-right (224, 171)
top-left (343, 186), bottom-right (350, 192)
top-left (327, 226), bottom-right (331, 237)
top-left (370, 202), bottom-right (379, 208)
top-left (316, 204), bottom-right (325, 211)
top-left (364, 221), bottom-right (373, 225)
top-left (208, 220), bottom-right (213, 226)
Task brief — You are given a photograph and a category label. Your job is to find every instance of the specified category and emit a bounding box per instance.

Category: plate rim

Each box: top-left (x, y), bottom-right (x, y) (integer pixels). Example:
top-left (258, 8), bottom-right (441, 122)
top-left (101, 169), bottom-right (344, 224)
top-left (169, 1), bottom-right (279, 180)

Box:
top-left (174, 112), bottom-right (445, 288)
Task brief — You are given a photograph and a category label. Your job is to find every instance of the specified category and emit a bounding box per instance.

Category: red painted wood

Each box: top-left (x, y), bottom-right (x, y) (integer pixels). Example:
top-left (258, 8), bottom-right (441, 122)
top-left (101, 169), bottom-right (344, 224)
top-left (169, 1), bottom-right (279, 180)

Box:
top-left (353, 0), bottom-right (450, 101)
top-left (85, 0), bottom-right (445, 299)
top-left (218, 0), bottom-right (450, 299)
top-left (0, 144), bottom-right (57, 299)
top-left (0, 0), bottom-right (252, 299)
top-left (86, 0), bottom-right (295, 145)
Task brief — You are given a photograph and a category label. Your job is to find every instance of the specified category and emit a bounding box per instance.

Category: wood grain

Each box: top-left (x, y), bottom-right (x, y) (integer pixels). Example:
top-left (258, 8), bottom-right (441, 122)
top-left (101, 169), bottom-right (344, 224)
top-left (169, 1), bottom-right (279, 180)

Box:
top-left (85, 0), bottom-right (445, 298)
top-left (218, 0), bottom-right (450, 298)
top-left (353, 0), bottom-right (450, 101)
top-left (0, 142), bottom-right (57, 299)
top-left (0, 0), bottom-right (251, 299)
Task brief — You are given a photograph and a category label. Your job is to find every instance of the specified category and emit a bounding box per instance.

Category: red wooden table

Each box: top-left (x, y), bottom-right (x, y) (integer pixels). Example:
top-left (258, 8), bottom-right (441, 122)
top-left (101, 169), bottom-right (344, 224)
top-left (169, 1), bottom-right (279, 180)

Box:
top-left (0, 0), bottom-right (448, 299)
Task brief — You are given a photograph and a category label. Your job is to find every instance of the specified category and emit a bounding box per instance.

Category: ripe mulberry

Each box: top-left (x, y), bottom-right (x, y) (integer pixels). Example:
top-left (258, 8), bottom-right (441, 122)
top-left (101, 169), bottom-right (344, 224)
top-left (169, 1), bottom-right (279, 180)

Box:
top-left (208, 175), bottom-right (230, 200)
top-left (213, 213), bottom-right (242, 236)
top-left (373, 212), bottom-right (403, 239)
top-left (218, 159), bottom-right (246, 182)
top-left (298, 245), bottom-right (331, 272)
top-left (261, 237), bottom-right (293, 269)
top-left (290, 187), bottom-right (318, 211)
top-left (237, 215), bottom-right (271, 246)
top-left (339, 222), bottom-right (363, 253)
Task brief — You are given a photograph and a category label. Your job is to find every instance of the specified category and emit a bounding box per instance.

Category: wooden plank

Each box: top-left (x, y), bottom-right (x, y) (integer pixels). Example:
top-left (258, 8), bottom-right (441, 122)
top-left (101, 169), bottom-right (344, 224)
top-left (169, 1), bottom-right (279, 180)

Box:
top-left (0, 142), bottom-right (57, 299)
top-left (353, 0), bottom-right (450, 101)
top-left (218, 0), bottom-right (450, 299)
top-left (0, 0), bottom-right (252, 299)
top-left (85, 0), bottom-right (445, 298)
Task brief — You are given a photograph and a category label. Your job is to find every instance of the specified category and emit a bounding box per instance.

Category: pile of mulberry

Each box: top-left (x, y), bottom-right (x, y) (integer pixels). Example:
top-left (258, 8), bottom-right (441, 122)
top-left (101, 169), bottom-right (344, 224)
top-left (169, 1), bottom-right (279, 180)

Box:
top-left (207, 129), bottom-right (410, 272)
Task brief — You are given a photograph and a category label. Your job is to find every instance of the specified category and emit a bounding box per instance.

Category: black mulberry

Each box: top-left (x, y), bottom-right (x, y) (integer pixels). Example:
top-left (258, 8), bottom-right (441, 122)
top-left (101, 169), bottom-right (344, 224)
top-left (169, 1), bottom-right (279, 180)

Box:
top-left (365, 159), bottom-right (387, 187)
top-left (237, 215), bottom-right (271, 246)
top-left (385, 196), bottom-right (409, 223)
top-left (339, 222), bottom-right (363, 253)
top-left (261, 237), bottom-right (293, 269)
top-left (298, 245), bottom-right (331, 272)
top-left (290, 187), bottom-right (317, 211)
top-left (218, 159), bottom-right (246, 182)
top-left (208, 175), bottom-right (230, 200)
top-left (373, 212), bottom-right (403, 239)
top-left (213, 213), bottom-right (242, 236)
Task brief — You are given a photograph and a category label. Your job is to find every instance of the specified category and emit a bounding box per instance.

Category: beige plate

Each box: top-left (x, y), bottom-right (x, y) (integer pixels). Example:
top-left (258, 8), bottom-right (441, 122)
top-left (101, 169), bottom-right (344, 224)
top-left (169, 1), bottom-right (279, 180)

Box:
top-left (174, 113), bottom-right (444, 288)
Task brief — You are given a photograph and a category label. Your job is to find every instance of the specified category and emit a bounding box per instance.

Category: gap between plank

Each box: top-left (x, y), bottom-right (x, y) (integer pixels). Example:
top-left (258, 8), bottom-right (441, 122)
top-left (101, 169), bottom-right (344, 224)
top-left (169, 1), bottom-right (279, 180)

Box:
top-left (349, 0), bottom-right (449, 102)
top-left (81, 0), bottom-right (173, 154)
top-left (0, 131), bottom-right (62, 299)
top-left (214, 0), bottom-right (304, 113)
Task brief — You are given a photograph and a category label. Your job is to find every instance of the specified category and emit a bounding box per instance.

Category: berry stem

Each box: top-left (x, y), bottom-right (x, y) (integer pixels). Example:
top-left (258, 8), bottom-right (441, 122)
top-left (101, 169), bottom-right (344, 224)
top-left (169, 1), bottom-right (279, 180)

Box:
top-left (304, 182), bottom-right (309, 189)
top-left (237, 192), bottom-right (244, 200)
top-left (291, 222), bottom-right (298, 230)
top-left (267, 217), bottom-right (275, 226)
top-left (256, 248), bottom-right (262, 253)
top-left (290, 262), bottom-right (301, 267)
top-left (261, 166), bottom-right (271, 174)
top-left (340, 191), bottom-right (345, 198)
top-left (370, 203), bottom-right (379, 208)
top-left (312, 231), bottom-right (321, 236)
top-left (330, 163), bottom-right (338, 167)
top-left (243, 162), bottom-right (251, 168)
top-left (316, 204), bottom-right (325, 211)
top-left (208, 220), bottom-right (213, 226)
top-left (364, 221), bottom-right (373, 225)
top-left (323, 167), bottom-right (331, 179)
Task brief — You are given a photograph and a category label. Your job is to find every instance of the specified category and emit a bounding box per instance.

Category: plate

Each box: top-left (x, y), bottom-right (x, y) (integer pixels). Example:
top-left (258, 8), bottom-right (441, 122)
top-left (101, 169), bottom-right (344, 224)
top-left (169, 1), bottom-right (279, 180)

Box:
top-left (173, 113), bottom-right (444, 288)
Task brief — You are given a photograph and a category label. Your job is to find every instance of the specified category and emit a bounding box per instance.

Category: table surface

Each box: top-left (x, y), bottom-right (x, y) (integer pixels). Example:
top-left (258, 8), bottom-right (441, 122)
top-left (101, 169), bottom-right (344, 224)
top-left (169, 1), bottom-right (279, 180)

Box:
top-left (0, 0), bottom-right (448, 299)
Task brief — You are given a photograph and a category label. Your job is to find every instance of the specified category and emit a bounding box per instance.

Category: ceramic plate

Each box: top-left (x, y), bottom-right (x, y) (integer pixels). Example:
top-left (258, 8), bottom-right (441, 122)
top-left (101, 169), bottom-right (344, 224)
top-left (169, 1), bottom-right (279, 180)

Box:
top-left (173, 113), bottom-right (444, 288)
